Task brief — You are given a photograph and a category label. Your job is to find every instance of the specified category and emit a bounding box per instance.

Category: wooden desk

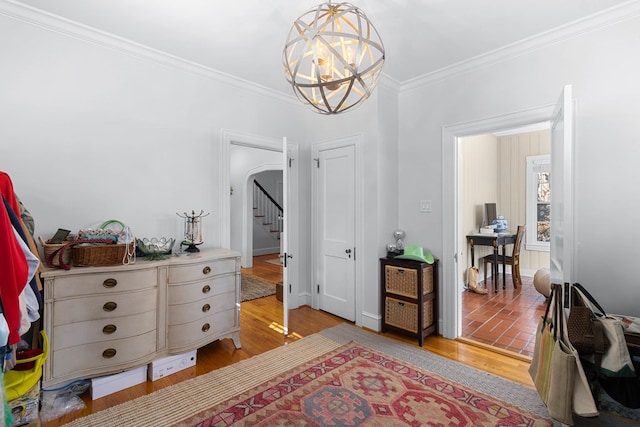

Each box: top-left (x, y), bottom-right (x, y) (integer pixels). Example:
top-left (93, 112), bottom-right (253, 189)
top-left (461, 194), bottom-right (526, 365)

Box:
top-left (466, 232), bottom-right (516, 291)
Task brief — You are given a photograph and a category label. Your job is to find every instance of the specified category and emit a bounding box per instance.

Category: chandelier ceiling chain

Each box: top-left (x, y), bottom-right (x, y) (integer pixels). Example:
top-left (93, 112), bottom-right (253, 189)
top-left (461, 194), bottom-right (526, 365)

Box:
top-left (283, 2), bottom-right (385, 115)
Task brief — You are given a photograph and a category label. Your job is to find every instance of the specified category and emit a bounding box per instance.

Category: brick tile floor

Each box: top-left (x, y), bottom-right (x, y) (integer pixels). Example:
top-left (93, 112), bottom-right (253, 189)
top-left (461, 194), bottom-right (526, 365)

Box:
top-left (461, 274), bottom-right (547, 358)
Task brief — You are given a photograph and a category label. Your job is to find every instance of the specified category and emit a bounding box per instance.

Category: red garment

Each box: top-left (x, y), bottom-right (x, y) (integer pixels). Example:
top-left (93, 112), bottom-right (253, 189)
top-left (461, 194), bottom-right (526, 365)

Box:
top-left (0, 172), bottom-right (29, 344)
top-left (0, 172), bottom-right (20, 220)
top-left (0, 201), bottom-right (28, 344)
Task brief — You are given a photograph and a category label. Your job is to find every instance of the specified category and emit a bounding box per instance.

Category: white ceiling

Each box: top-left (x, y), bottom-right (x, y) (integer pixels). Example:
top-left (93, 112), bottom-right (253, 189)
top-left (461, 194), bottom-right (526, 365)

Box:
top-left (14, 0), bottom-right (629, 95)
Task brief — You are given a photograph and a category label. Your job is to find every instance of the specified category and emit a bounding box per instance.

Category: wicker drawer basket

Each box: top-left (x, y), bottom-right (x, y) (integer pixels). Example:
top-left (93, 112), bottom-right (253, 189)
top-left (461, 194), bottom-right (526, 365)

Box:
top-left (385, 265), bottom-right (433, 298)
top-left (384, 296), bottom-right (433, 333)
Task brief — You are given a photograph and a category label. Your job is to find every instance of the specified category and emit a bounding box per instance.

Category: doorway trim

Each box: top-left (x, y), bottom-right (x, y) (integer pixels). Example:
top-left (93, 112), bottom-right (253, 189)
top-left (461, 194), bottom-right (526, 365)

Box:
top-left (311, 134), bottom-right (364, 326)
top-left (441, 105), bottom-right (555, 339)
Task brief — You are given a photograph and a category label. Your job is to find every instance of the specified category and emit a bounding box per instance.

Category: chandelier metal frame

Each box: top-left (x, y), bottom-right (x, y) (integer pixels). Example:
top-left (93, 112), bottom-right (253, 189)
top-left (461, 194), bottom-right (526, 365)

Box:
top-left (283, 2), bottom-right (385, 114)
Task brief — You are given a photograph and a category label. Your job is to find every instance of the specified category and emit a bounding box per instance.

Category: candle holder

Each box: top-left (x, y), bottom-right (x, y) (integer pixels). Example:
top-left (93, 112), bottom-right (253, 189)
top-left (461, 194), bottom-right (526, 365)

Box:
top-left (176, 210), bottom-right (210, 253)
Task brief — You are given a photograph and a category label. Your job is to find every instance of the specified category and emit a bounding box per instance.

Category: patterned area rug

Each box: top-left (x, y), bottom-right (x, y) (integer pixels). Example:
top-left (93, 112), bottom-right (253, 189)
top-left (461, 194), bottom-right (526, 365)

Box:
top-left (59, 324), bottom-right (634, 427)
top-left (240, 274), bottom-right (276, 301)
top-left (181, 342), bottom-right (552, 426)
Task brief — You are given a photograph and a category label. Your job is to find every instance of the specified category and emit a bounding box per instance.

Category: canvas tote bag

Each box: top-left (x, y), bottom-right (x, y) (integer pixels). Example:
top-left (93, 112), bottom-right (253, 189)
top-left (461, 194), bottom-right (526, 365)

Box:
top-left (529, 286), bottom-right (576, 425)
top-left (560, 287), bottom-right (599, 417)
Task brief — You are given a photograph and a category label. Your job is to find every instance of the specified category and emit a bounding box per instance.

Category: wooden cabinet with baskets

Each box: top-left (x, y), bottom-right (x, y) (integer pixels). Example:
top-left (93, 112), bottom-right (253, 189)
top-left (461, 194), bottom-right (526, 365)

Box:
top-left (380, 257), bottom-right (438, 346)
top-left (40, 248), bottom-right (240, 388)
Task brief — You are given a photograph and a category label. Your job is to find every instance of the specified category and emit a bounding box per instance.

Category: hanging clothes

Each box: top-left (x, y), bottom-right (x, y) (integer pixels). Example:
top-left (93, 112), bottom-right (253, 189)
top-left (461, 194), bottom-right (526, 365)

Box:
top-left (0, 172), bottom-right (21, 221)
top-left (0, 314), bottom-right (8, 424)
top-left (0, 171), bottom-right (44, 288)
top-left (0, 199), bottom-right (27, 345)
top-left (2, 196), bottom-right (43, 310)
top-left (12, 226), bottom-right (40, 333)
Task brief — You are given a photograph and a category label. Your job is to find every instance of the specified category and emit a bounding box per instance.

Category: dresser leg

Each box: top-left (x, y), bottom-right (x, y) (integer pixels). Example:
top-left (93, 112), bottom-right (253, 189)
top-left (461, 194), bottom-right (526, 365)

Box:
top-left (231, 332), bottom-right (242, 349)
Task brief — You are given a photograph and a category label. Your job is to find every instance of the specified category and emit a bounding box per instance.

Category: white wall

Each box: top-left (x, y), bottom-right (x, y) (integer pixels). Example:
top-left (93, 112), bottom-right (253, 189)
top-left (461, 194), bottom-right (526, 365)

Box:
top-left (0, 13), bottom-right (308, 276)
top-left (0, 14), bottom-right (307, 235)
top-left (399, 14), bottom-right (640, 317)
top-left (0, 9), bottom-right (396, 330)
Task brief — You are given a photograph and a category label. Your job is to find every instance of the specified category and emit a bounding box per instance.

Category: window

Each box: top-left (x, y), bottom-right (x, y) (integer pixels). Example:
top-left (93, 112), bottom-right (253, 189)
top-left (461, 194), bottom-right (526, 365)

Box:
top-left (526, 155), bottom-right (550, 251)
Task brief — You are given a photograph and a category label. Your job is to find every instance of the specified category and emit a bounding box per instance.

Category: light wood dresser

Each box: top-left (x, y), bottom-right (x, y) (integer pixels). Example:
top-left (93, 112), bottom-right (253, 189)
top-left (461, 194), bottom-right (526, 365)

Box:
top-left (40, 248), bottom-right (240, 388)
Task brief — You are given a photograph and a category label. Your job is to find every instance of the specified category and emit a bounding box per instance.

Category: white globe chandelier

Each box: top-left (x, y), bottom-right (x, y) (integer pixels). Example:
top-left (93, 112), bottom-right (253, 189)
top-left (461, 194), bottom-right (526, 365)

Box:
top-left (283, 2), bottom-right (385, 115)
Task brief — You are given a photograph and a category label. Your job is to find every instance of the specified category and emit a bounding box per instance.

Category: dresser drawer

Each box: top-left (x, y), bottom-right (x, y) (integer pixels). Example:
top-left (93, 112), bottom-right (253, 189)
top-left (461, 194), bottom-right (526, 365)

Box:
top-left (52, 288), bottom-right (157, 326)
top-left (168, 274), bottom-right (236, 305)
top-left (168, 291), bottom-right (235, 325)
top-left (52, 330), bottom-right (157, 379)
top-left (168, 258), bottom-right (236, 283)
top-left (52, 268), bottom-right (157, 299)
top-left (167, 309), bottom-right (236, 348)
top-left (52, 310), bottom-right (157, 351)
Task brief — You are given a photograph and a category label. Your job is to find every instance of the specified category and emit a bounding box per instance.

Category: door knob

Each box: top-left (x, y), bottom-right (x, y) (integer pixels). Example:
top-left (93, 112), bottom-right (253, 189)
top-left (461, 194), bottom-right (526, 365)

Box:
top-left (346, 248), bottom-right (352, 258)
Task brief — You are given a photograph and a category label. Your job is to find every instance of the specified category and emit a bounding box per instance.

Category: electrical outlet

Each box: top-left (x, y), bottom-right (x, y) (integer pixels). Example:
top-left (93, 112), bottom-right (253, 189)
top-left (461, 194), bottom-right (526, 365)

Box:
top-left (419, 199), bottom-right (432, 213)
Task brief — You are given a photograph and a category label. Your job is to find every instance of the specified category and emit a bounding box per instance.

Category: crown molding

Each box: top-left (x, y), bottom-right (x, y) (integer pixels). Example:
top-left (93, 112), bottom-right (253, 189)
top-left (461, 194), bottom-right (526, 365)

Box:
top-left (401, 0), bottom-right (640, 92)
top-left (4, 0), bottom-right (638, 100)
top-left (378, 74), bottom-right (401, 93)
top-left (0, 0), bottom-right (299, 105)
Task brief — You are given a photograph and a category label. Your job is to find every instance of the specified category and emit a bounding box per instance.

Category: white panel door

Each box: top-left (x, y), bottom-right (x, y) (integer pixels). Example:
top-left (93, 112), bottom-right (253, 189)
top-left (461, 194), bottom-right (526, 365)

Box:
top-left (550, 85), bottom-right (574, 290)
top-left (282, 137), bottom-right (290, 335)
top-left (317, 145), bottom-right (356, 321)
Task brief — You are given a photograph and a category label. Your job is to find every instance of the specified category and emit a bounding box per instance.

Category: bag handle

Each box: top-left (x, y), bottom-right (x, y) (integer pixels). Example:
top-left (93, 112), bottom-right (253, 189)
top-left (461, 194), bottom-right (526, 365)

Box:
top-left (543, 285), bottom-right (556, 331)
top-left (571, 283), bottom-right (608, 371)
top-left (554, 283), bottom-right (567, 341)
top-left (572, 282), bottom-right (607, 316)
top-left (99, 219), bottom-right (126, 231)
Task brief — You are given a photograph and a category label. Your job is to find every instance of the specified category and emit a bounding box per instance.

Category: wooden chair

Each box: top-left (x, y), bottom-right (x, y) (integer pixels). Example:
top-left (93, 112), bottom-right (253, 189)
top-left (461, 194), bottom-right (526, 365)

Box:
top-left (482, 225), bottom-right (525, 290)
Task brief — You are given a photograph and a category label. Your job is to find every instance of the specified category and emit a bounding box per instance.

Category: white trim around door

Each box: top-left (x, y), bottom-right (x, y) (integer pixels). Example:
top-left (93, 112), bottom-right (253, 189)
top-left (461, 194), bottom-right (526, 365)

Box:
top-left (441, 105), bottom-right (556, 339)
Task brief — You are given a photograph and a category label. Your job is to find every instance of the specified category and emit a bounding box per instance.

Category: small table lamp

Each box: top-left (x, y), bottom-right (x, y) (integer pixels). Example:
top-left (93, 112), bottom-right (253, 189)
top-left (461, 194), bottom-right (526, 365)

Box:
top-left (176, 210), bottom-right (210, 252)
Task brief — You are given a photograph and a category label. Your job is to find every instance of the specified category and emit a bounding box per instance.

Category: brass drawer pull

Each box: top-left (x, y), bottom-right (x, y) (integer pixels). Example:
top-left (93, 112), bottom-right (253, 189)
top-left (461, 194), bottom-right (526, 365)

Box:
top-left (202, 304), bottom-right (211, 312)
top-left (103, 301), bottom-right (118, 312)
top-left (102, 348), bottom-right (117, 358)
top-left (202, 323), bottom-right (210, 332)
top-left (202, 284), bottom-right (211, 294)
top-left (103, 278), bottom-right (118, 288)
top-left (102, 324), bottom-right (117, 334)
top-left (203, 266), bottom-right (211, 275)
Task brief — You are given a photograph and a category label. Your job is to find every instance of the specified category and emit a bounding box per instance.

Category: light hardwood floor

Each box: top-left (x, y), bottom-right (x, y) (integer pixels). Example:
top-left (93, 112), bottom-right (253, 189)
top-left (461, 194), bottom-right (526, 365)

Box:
top-left (42, 255), bottom-right (534, 426)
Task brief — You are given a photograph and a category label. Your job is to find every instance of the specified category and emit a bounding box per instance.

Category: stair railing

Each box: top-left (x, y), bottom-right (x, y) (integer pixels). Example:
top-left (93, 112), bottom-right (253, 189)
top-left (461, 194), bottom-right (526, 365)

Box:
top-left (253, 180), bottom-right (283, 238)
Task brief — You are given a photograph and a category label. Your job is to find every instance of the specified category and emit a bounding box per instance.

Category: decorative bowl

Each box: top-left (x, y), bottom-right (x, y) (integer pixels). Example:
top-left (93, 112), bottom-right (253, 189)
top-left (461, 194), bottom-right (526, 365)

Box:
top-left (137, 237), bottom-right (175, 260)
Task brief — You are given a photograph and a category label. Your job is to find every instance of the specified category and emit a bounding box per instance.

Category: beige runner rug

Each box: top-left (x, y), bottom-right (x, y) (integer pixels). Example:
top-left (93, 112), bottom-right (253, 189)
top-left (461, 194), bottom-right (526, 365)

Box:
top-left (61, 335), bottom-right (342, 427)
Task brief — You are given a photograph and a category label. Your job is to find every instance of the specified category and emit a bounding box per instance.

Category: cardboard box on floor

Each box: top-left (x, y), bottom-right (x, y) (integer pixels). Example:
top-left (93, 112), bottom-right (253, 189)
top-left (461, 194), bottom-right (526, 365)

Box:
top-left (90, 366), bottom-right (147, 400)
top-left (148, 350), bottom-right (197, 381)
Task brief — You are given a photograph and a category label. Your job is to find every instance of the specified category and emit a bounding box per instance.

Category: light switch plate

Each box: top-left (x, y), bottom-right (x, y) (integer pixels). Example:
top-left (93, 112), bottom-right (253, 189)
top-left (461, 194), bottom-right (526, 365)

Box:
top-left (419, 200), bottom-right (432, 213)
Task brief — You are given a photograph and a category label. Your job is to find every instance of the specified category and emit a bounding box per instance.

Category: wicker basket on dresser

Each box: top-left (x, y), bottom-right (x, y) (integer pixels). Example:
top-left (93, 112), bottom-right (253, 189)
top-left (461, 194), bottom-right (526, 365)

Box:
top-left (40, 248), bottom-right (241, 388)
top-left (380, 257), bottom-right (438, 346)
